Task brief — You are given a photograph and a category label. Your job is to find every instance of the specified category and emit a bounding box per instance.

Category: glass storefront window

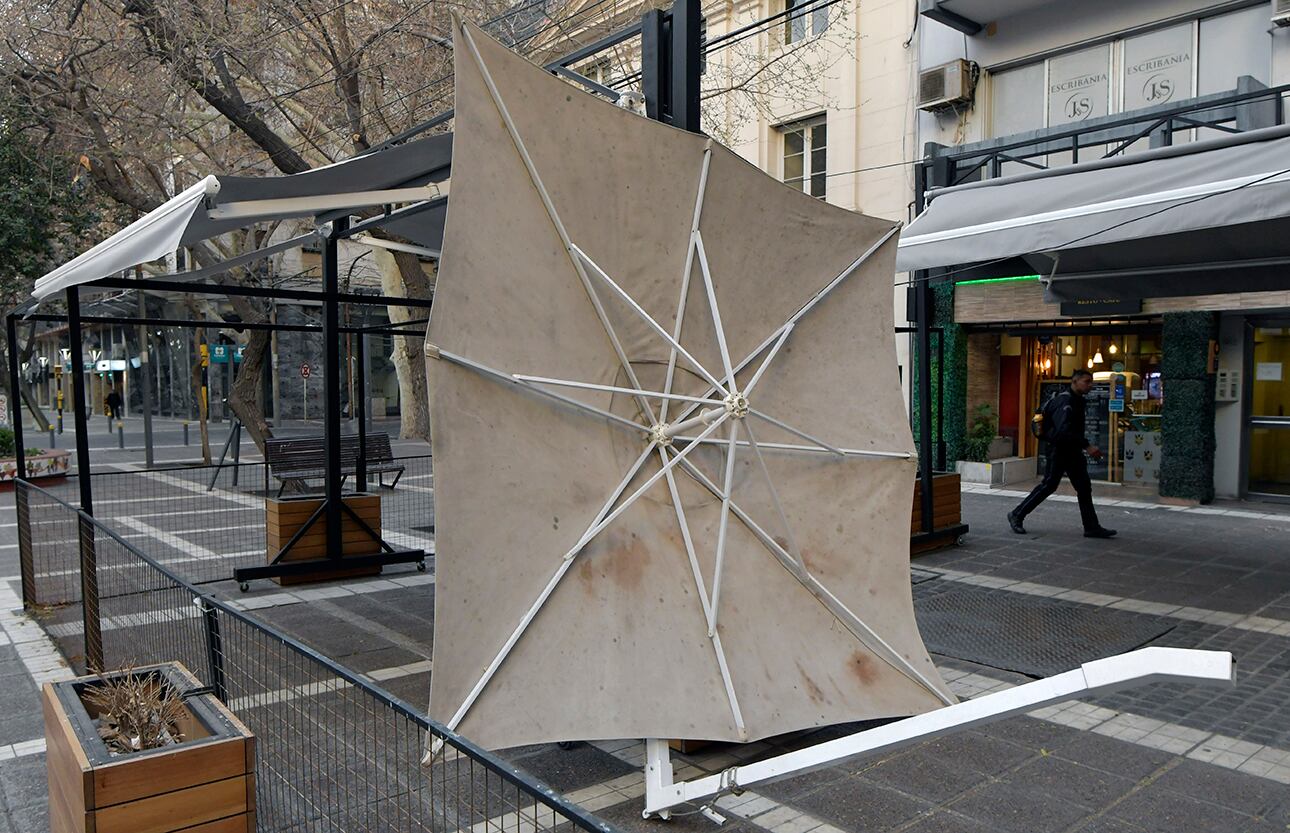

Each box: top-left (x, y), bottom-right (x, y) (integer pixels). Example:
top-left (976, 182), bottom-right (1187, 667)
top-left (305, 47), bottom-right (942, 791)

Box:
top-left (1122, 23), bottom-right (1194, 110)
top-left (1034, 332), bottom-right (1163, 486)
top-left (1198, 5), bottom-right (1271, 95)
top-left (1047, 45), bottom-right (1112, 127)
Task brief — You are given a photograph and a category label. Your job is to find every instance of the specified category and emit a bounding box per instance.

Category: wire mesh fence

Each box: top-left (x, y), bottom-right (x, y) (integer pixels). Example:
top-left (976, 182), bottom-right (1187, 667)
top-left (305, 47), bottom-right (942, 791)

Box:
top-left (16, 480), bottom-right (615, 833)
top-left (28, 454), bottom-right (434, 589)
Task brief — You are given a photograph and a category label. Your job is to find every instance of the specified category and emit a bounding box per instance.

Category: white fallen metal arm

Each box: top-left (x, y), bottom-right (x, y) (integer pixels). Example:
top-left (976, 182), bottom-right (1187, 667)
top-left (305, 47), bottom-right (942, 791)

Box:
top-left (644, 647), bottom-right (1234, 818)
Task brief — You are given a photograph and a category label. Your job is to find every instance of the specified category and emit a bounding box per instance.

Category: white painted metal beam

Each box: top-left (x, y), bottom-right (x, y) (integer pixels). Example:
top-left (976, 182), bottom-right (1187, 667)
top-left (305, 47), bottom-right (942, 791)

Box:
top-left (644, 647), bottom-right (1235, 817)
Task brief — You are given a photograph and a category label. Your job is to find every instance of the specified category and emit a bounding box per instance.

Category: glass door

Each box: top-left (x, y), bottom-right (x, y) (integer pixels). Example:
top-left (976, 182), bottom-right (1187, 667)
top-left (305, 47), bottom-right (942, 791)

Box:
top-left (1248, 323), bottom-right (1290, 498)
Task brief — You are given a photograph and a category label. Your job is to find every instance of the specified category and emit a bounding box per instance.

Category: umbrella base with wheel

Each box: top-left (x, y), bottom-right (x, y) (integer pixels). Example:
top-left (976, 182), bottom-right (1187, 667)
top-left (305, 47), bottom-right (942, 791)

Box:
top-left (642, 647), bottom-right (1234, 821)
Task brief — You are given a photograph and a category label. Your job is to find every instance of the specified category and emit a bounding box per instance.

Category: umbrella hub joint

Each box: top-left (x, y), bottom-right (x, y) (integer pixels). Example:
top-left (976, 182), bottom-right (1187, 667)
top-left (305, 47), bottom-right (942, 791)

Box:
top-left (724, 392), bottom-right (749, 419)
top-left (648, 423), bottom-right (675, 447)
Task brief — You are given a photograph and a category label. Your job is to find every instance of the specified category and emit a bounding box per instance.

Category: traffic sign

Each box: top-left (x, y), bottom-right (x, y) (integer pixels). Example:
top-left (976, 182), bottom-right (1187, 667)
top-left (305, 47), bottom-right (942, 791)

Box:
top-left (1108, 399), bottom-right (1125, 413)
top-left (300, 363), bottom-right (312, 379)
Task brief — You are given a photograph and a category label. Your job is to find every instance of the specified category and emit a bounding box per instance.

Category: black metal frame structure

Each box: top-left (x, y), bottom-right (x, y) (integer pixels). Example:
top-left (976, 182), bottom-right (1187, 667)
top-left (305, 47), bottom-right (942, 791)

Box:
top-left (6, 250), bottom-right (435, 609)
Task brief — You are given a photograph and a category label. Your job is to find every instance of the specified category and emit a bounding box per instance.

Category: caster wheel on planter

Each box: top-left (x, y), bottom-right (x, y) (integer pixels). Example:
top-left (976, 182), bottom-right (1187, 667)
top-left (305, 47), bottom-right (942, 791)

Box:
top-left (556, 741), bottom-right (576, 750)
top-left (417, 561), bottom-right (427, 572)
top-left (239, 582), bottom-right (250, 592)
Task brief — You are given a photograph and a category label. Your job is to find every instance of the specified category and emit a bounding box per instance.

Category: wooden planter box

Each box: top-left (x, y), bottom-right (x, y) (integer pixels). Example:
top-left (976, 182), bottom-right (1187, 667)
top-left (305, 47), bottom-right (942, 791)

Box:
top-left (910, 472), bottom-right (965, 555)
top-left (43, 661), bottom-right (255, 833)
top-left (266, 492), bottom-right (383, 585)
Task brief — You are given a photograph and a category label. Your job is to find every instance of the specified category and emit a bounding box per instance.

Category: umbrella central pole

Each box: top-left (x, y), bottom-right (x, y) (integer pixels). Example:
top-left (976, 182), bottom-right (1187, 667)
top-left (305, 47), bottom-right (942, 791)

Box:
top-left (661, 398), bottom-right (744, 441)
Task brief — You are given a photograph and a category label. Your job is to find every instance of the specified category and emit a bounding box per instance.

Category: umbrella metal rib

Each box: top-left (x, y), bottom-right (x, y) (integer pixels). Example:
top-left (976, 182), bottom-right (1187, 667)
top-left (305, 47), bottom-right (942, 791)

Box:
top-left (707, 419), bottom-right (742, 637)
top-left (692, 230), bottom-right (738, 393)
top-left (672, 434), bottom-right (915, 461)
top-left (742, 419), bottom-right (806, 572)
top-left (513, 374), bottom-right (724, 407)
top-left (572, 245), bottom-right (730, 397)
top-left (443, 414), bottom-right (731, 734)
top-left (664, 224), bottom-right (904, 431)
top-left (658, 446), bottom-right (748, 739)
top-left (460, 24), bottom-right (658, 427)
top-left (659, 144), bottom-right (714, 428)
top-left (669, 452), bottom-right (955, 707)
top-left (748, 409), bottom-right (847, 457)
top-left (434, 348), bottom-right (647, 433)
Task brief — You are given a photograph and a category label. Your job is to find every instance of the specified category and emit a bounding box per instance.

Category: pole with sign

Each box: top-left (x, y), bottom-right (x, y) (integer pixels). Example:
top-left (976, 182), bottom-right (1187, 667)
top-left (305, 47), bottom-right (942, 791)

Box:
top-left (300, 362), bottom-right (311, 421)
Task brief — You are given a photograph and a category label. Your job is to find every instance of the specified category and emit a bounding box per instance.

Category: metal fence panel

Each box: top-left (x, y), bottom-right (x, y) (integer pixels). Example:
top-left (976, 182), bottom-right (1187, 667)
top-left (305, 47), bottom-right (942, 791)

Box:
top-left (15, 480), bottom-right (614, 833)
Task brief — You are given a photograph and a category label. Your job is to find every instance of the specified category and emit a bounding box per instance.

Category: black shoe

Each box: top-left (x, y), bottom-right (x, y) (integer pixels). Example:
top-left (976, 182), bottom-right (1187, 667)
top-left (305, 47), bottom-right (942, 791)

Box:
top-left (1084, 527), bottom-right (1117, 539)
top-left (1006, 511), bottom-right (1026, 534)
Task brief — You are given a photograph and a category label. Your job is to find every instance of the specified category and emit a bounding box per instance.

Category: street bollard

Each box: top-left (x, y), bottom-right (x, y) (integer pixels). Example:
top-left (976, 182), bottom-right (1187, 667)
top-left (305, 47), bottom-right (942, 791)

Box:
top-left (183, 421), bottom-right (189, 446)
top-left (48, 428), bottom-right (55, 449)
top-left (56, 413), bottom-right (63, 434)
top-left (117, 420), bottom-right (124, 449)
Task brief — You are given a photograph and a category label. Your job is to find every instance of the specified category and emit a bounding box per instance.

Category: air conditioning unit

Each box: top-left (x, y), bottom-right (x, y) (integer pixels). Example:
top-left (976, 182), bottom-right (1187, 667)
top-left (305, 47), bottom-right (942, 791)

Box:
top-left (918, 59), bottom-right (977, 112)
top-left (1274, 0), bottom-right (1290, 27)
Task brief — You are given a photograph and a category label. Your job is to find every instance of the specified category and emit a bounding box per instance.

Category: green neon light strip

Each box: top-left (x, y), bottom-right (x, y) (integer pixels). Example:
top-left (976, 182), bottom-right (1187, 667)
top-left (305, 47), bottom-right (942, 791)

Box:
top-left (957, 274), bottom-right (1042, 286)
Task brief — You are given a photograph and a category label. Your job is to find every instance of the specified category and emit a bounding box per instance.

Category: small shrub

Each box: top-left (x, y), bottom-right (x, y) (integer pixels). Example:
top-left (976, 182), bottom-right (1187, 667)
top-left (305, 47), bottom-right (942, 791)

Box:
top-left (83, 667), bottom-right (187, 755)
top-left (0, 428), bottom-right (14, 458)
top-left (962, 403), bottom-right (998, 463)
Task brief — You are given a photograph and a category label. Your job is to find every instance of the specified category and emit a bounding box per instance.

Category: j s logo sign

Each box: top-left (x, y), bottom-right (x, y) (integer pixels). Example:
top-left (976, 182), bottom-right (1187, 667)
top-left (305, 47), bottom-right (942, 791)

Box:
top-left (1144, 74), bottom-right (1174, 103)
top-left (1065, 94), bottom-right (1092, 121)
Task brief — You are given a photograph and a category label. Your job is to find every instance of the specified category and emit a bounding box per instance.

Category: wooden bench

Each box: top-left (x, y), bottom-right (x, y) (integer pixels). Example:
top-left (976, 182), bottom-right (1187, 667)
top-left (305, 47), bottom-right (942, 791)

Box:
top-left (265, 433), bottom-right (406, 496)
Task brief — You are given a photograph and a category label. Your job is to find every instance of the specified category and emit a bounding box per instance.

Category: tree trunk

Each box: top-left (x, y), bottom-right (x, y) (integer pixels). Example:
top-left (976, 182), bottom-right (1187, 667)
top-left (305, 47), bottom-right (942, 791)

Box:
top-left (186, 245), bottom-right (274, 455)
top-left (374, 248), bottom-right (433, 442)
top-left (12, 324), bottom-right (51, 432)
top-left (227, 328), bottom-right (272, 452)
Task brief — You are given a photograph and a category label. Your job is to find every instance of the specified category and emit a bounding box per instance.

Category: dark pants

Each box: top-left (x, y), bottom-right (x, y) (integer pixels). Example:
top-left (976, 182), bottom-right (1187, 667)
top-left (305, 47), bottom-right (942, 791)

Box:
top-left (107, 404), bottom-right (120, 420)
top-left (1013, 446), bottom-right (1101, 531)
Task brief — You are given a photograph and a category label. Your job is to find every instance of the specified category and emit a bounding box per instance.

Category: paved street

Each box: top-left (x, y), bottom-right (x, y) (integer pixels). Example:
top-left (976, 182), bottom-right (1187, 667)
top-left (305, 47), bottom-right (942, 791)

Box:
top-left (1, 446), bottom-right (1289, 831)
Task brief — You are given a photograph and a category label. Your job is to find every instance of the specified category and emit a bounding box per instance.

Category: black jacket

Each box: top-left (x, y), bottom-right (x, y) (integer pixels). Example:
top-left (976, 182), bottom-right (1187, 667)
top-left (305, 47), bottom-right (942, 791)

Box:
top-left (1044, 389), bottom-right (1090, 450)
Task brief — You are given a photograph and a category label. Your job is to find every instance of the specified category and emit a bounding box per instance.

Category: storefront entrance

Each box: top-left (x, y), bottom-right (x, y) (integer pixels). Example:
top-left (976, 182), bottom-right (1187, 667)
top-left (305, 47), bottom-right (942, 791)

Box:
top-left (976, 326), bottom-right (1164, 488)
top-left (1248, 323), bottom-right (1290, 498)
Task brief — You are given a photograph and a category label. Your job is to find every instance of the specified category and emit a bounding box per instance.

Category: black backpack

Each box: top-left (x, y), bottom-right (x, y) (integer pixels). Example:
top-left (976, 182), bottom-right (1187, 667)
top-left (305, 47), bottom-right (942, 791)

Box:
top-left (1030, 395), bottom-right (1059, 440)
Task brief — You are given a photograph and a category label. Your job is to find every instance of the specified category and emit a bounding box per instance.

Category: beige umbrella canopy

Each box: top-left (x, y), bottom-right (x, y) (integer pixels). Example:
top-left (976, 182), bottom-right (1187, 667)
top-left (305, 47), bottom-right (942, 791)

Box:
top-left (424, 18), bottom-right (955, 750)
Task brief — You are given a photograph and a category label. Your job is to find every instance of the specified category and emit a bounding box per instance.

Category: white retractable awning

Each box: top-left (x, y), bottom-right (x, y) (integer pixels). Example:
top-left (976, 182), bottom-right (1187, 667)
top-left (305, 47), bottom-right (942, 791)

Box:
top-left (31, 133), bottom-right (454, 301)
top-left (897, 125), bottom-right (1290, 300)
top-left (34, 177), bottom-right (220, 301)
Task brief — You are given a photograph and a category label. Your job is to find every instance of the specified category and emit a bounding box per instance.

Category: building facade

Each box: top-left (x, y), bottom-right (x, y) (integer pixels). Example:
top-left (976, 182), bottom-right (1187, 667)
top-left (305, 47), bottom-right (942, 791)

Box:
top-left (913, 0), bottom-right (1290, 501)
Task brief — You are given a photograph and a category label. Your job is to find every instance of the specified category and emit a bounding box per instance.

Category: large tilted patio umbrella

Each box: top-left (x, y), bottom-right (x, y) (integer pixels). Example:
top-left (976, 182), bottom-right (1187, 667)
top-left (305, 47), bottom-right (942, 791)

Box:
top-left (424, 18), bottom-right (955, 751)
top-left (422, 21), bottom-right (1235, 819)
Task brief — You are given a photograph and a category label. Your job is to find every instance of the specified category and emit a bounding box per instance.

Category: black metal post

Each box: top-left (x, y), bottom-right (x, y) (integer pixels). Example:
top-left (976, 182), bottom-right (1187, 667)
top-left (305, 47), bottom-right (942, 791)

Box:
top-left (135, 279), bottom-right (154, 468)
top-left (66, 291), bottom-right (93, 515)
top-left (66, 289), bottom-right (103, 670)
top-left (200, 599), bottom-right (228, 702)
top-left (936, 329), bottom-right (946, 472)
top-left (5, 315), bottom-right (26, 481)
top-left (670, 0), bottom-right (702, 133)
top-left (915, 280), bottom-right (935, 535)
top-left (323, 218), bottom-right (347, 560)
top-left (355, 328), bottom-right (368, 492)
top-left (640, 10), bottom-right (667, 121)
top-left (911, 161), bottom-right (934, 535)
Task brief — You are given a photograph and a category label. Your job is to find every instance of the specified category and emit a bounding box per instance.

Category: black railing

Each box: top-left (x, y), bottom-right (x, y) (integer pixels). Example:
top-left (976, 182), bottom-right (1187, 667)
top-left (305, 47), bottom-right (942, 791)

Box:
top-left (923, 78), bottom-right (1290, 190)
top-left (32, 455), bottom-right (435, 588)
top-left (16, 479), bottom-right (616, 833)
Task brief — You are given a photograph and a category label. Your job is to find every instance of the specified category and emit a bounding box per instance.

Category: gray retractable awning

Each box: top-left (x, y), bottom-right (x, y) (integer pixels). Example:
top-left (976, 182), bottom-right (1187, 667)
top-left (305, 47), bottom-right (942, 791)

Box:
top-left (896, 124), bottom-right (1290, 301)
top-left (33, 133), bottom-right (452, 300)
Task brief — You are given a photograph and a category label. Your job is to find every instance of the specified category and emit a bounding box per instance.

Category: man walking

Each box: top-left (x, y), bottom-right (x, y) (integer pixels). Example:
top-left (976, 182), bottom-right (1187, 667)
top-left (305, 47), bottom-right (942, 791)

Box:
top-left (1008, 369), bottom-right (1117, 538)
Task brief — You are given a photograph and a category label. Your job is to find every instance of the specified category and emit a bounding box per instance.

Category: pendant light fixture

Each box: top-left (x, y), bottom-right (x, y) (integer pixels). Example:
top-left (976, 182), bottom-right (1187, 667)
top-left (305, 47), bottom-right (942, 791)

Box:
top-left (1093, 350), bottom-right (1104, 364)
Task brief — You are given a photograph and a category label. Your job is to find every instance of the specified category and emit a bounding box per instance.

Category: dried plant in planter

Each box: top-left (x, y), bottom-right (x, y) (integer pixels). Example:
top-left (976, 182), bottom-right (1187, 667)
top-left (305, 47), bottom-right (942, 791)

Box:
top-left (82, 667), bottom-right (188, 755)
